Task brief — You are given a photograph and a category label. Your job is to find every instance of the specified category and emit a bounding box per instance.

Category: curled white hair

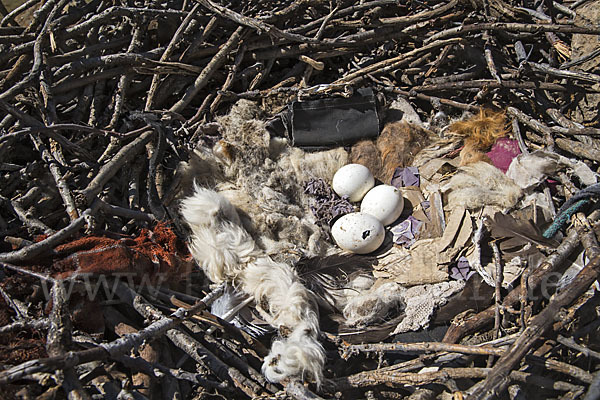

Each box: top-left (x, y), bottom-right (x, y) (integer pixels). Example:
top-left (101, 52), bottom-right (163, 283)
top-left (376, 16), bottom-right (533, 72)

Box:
top-left (181, 186), bottom-right (325, 385)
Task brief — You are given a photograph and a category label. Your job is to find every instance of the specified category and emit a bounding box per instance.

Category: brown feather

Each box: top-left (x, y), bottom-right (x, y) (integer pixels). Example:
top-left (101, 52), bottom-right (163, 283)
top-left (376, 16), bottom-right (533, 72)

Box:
top-left (487, 212), bottom-right (559, 249)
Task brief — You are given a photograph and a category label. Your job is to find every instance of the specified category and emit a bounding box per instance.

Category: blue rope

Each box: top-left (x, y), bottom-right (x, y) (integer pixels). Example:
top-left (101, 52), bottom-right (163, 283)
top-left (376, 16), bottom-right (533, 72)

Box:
top-left (543, 199), bottom-right (589, 238)
top-left (543, 183), bottom-right (600, 239)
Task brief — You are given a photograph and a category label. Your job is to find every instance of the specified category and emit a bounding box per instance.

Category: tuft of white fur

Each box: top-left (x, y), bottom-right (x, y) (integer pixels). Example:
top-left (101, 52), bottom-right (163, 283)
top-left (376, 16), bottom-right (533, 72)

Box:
top-left (187, 222), bottom-right (256, 283)
top-left (181, 186), bottom-right (325, 386)
top-left (263, 321), bottom-right (325, 387)
top-left (341, 281), bottom-right (405, 328)
top-left (242, 257), bottom-right (319, 331)
top-left (329, 274), bottom-right (405, 328)
top-left (180, 184), bottom-right (241, 227)
top-left (442, 161), bottom-right (522, 210)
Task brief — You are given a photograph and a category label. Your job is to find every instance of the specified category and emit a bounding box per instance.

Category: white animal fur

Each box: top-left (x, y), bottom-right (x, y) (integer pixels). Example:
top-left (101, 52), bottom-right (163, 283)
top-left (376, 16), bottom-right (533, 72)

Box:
top-left (264, 321), bottom-right (325, 385)
top-left (442, 161), bottom-right (522, 210)
top-left (330, 274), bottom-right (405, 328)
top-left (182, 186), bottom-right (325, 385)
top-left (180, 185), bottom-right (241, 227)
top-left (341, 281), bottom-right (404, 328)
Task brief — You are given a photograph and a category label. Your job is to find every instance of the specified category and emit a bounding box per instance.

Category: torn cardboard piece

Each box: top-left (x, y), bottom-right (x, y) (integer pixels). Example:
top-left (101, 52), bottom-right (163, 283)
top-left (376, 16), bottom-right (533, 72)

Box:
top-left (374, 238), bottom-right (448, 286)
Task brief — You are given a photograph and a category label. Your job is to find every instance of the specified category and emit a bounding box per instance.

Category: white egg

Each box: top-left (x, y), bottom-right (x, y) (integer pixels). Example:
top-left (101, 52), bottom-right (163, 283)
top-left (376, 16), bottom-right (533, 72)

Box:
top-left (332, 164), bottom-right (375, 202)
top-left (331, 212), bottom-right (385, 254)
top-left (360, 185), bottom-right (404, 226)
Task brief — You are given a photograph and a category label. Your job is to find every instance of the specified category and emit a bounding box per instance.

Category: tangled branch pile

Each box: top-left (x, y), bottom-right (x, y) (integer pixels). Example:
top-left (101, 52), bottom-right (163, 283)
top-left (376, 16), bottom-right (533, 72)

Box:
top-left (1, 0), bottom-right (600, 398)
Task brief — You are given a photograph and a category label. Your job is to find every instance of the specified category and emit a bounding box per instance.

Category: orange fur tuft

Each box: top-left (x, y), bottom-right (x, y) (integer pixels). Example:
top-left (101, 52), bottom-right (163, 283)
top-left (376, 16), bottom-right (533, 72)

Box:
top-left (450, 109), bottom-right (509, 150)
top-left (450, 109), bottom-right (509, 166)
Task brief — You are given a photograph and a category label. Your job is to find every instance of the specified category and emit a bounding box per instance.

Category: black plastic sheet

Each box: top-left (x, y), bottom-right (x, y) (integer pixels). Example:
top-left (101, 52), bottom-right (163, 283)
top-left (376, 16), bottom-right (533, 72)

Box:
top-left (268, 88), bottom-right (380, 149)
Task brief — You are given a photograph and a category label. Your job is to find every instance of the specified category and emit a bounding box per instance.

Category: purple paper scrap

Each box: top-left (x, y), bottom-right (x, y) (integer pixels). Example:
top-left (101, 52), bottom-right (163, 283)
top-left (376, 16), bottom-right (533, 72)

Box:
top-left (391, 166), bottom-right (420, 188)
top-left (390, 215), bottom-right (423, 247)
top-left (449, 256), bottom-right (475, 280)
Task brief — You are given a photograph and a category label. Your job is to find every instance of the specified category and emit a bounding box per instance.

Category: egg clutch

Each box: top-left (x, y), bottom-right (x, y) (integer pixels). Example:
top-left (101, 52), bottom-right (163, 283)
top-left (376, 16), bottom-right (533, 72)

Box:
top-left (330, 164), bottom-right (405, 254)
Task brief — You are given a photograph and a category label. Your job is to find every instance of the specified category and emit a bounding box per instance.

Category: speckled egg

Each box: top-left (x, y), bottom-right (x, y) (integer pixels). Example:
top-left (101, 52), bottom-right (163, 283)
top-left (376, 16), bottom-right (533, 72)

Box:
top-left (331, 212), bottom-right (385, 254)
top-left (360, 184), bottom-right (404, 226)
top-left (332, 164), bottom-right (375, 202)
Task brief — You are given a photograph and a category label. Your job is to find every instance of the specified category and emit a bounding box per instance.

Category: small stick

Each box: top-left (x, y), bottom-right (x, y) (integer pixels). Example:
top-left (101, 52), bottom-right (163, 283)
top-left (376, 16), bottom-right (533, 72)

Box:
top-left (333, 367), bottom-right (491, 390)
top-left (416, 79), bottom-right (577, 94)
top-left (146, 126), bottom-right (166, 220)
top-left (1, 195), bottom-right (55, 235)
top-left (98, 199), bottom-right (156, 222)
top-left (381, 86), bottom-right (480, 112)
top-left (483, 31), bottom-right (502, 83)
top-left (344, 341), bottom-right (506, 357)
top-left (488, 241), bottom-right (504, 368)
top-left (556, 137), bottom-right (600, 163)
top-left (170, 26), bottom-right (243, 113)
top-left (526, 355), bottom-right (594, 384)
top-left (3, 236), bottom-right (33, 249)
top-left (519, 259), bottom-right (530, 331)
top-left (0, 125), bottom-right (150, 145)
top-left (528, 61), bottom-right (600, 83)
top-left (248, 58), bottom-right (274, 90)
top-left (0, 261), bottom-right (55, 282)
top-left (557, 335), bottom-right (600, 361)
top-left (81, 129), bottom-right (154, 203)
top-left (0, 285), bottom-right (28, 319)
top-left (152, 362), bottom-right (233, 392)
top-left (511, 118), bottom-right (529, 154)
top-left (508, 384), bottom-right (526, 400)
top-left (47, 282), bottom-right (91, 400)
top-left (491, 241), bottom-right (504, 340)
top-left (0, 0), bottom-right (40, 27)
top-left (47, 37), bottom-right (131, 66)
top-left (30, 134), bottom-right (81, 221)
top-left (510, 370), bottom-right (583, 392)
top-left (210, 39), bottom-right (247, 114)
top-left (424, 22), bottom-right (600, 44)
top-left (0, 318), bottom-right (50, 333)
